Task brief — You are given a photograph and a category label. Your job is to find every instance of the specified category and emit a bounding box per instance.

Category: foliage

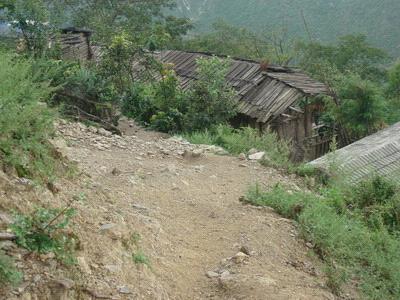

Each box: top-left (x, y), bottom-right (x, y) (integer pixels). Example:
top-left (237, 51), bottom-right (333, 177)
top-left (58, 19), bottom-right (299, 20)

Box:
top-left (182, 20), bottom-right (295, 65)
top-left (5, 0), bottom-right (56, 57)
top-left (184, 125), bottom-right (291, 168)
top-left (297, 35), bottom-right (388, 81)
top-left (386, 62), bottom-right (400, 124)
top-left (245, 179), bottom-right (400, 299)
top-left (10, 206), bottom-right (77, 264)
top-left (122, 67), bottom-right (185, 132)
top-left (58, 0), bottom-right (191, 48)
top-left (335, 74), bottom-right (385, 138)
top-left (98, 33), bottom-right (139, 94)
top-left (122, 56), bottom-right (237, 133)
top-left (0, 251), bottom-right (22, 286)
top-left (388, 61), bottom-right (400, 96)
top-left (184, 57), bottom-right (237, 131)
top-left (175, 0), bottom-right (400, 58)
top-left (30, 56), bottom-right (122, 124)
top-left (297, 35), bottom-right (395, 139)
top-left (132, 251), bottom-right (150, 267)
top-left (0, 52), bottom-right (59, 182)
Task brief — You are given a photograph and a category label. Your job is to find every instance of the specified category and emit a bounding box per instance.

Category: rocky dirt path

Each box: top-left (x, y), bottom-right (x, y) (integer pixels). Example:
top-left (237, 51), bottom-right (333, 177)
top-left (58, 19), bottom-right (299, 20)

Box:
top-left (49, 119), bottom-right (336, 300)
top-left (0, 119), bottom-right (335, 300)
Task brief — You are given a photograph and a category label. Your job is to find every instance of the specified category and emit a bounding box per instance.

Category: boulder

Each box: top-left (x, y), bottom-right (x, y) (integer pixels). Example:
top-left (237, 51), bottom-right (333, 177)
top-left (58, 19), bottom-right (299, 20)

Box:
top-left (248, 152), bottom-right (265, 161)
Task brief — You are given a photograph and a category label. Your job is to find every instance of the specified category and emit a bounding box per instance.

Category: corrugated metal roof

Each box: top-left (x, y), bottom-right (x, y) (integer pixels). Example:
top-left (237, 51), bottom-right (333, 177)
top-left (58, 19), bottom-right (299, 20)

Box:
top-left (309, 122), bottom-right (400, 183)
top-left (158, 50), bottom-right (329, 123)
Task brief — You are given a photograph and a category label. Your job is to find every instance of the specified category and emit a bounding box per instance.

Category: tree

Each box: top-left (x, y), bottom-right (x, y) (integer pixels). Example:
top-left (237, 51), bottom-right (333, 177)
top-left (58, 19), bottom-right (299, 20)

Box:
top-left (388, 61), bottom-right (400, 96)
top-left (335, 74), bottom-right (385, 138)
top-left (385, 61), bottom-right (400, 124)
top-left (297, 34), bottom-right (388, 81)
top-left (5, 0), bottom-right (52, 56)
top-left (58, 0), bottom-right (191, 47)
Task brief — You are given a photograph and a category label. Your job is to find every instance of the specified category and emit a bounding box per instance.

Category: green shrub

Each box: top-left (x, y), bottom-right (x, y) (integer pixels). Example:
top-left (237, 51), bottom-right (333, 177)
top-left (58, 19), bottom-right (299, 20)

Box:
top-left (10, 207), bottom-right (77, 265)
top-left (132, 250), bottom-right (150, 267)
top-left (122, 56), bottom-right (237, 133)
top-left (245, 184), bottom-right (400, 299)
top-left (183, 57), bottom-right (237, 131)
top-left (122, 83), bottom-right (157, 125)
top-left (0, 251), bottom-right (22, 286)
top-left (0, 52), bottom-right (58, 182)
top-left (353, 176), bottom-right (397, 208)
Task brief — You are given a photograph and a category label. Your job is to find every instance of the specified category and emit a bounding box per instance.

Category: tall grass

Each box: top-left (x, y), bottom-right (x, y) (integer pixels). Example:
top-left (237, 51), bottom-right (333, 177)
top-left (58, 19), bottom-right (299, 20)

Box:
top-left (184, 124), bottom-right (291, 168)
top-left (0, 52), bottom-right (57, 182)
top-left (245, 177), bottom-right (400, 299)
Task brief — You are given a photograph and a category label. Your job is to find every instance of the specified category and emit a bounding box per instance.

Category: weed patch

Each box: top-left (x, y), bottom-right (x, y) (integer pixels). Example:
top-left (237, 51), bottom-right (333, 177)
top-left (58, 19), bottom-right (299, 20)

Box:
top-left (132, 251), bottom-right (150, 267)
top-left (10, 206), bottom-right (77, 265)
top-left (245, 181), bottom-right (400, 299)
top-left (184, 125), bottom-right (291, 168)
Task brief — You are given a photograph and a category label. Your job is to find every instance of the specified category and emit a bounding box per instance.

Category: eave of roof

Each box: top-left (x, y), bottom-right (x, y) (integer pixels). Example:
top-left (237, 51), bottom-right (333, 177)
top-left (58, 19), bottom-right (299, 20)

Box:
top-left (309, 122), bottom-right (400, 183)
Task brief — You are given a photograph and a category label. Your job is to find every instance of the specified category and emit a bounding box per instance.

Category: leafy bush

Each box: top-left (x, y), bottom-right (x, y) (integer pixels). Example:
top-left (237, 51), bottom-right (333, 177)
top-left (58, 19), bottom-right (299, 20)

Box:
top-left (123, 57), bottom-right (237, 133)
top-left (122, 83), bottom-right (157, 125)
top-left (245, 180), bottom-right (400, 299)
top-left (353, 176), bottom-right (397, 208)
top-left (349, 177), bottom-right (400, 232)
top-left (0, 251), bottom-right (22, 286)
top-left (0, 52), bottom-right (58, 182)
top-left (10, 207), bottom-right (77, 264)
top-left (184, 125), bottom-right (291, 168)
top-left (184, 57), bottom-right (237, 131)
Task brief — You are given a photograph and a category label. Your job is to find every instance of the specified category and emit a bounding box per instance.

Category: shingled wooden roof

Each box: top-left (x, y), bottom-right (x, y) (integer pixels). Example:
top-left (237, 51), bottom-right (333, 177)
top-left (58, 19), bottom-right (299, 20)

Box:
top-left (309, 122), bottom-right (400, 183)
top-left (159, 50), bottom-right (329, 123)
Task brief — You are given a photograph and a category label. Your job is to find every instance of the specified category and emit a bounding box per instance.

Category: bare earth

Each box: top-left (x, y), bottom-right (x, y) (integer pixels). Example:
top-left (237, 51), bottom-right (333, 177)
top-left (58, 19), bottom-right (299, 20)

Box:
top-left (0, 120), bottom-right (337, 300)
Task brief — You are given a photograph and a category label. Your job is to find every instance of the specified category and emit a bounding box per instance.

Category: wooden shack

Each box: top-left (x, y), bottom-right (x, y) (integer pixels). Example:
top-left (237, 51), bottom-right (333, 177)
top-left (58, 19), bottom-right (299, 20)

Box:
top-left (158, 50), bottom-right (332, 161)
top-left (59, 27), bottom-right (93, 62)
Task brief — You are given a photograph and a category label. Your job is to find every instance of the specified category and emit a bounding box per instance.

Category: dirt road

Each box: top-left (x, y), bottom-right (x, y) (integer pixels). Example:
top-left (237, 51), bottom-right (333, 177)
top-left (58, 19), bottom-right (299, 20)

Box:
top-left (52, 120), bottom-right (335, 300)
top-left (1, 120), bottom-right (336, 300)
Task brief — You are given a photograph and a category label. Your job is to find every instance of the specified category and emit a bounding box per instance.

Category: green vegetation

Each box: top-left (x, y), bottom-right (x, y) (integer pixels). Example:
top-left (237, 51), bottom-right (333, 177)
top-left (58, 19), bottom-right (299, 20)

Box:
top-left (0, 52), bottom-right (60, 182)
top-left (175, 0), bottom-right (400, 58)
top-left (296, 35), bottom-right (394, 141)
top-left (10, 206), bottom-right (77, 264)
top-left (0, 251), bottom-right (22, 286)
top-left (180, 20), bottom-right (295, 65)
top-left (1, 1), bottom-right (400, 294)
top-left (132, 251), bottom-right (150, 267)
top-left (123, 56), bottom-right (237, 133)
top-left (245, 175), bottom-right (400, 299)
top-left (184, 125), bottom-right (291, 168)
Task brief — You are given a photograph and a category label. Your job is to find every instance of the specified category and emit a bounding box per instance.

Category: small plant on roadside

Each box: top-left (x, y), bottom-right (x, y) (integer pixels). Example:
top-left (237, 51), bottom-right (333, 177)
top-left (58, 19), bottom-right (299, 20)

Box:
top-left (132, 250), bottom-right (150, 267)
top-left (0, 251), bottom-right (22, 286)
top-left (10, 205), bottom-right (77, 264)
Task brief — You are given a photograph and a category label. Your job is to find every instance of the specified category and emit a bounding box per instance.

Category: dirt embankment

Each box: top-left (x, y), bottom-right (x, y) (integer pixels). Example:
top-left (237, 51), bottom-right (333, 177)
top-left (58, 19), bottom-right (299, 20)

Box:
top-left (0, 120), bottom-right (336, 300)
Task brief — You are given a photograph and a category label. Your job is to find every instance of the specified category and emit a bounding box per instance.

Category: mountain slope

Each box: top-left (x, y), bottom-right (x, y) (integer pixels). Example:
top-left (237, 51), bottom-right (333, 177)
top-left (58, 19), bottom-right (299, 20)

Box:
top-left (175, 0), bottom-right (400, 57)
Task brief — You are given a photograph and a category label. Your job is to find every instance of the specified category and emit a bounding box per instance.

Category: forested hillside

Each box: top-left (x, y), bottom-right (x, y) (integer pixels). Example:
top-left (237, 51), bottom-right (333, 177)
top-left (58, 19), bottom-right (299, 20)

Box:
top-left (176, 0), bottom-right (400, 57)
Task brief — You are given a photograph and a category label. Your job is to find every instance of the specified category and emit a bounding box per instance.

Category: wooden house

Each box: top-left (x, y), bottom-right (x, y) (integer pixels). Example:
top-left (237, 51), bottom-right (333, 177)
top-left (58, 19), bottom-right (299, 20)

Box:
top-left (58, 27), bottom-right (93, 62)
top-left (158, 50), bottom-right (332, 161)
